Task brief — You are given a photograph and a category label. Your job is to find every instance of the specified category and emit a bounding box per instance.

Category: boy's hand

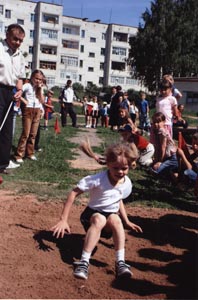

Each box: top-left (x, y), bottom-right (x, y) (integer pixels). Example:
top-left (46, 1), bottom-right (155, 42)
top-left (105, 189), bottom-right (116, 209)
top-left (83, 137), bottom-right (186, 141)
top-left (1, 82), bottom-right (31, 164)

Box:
top-left (125, 221), bottom-right (143, 233)
top-left (51, 220), bottom-right (70, 238)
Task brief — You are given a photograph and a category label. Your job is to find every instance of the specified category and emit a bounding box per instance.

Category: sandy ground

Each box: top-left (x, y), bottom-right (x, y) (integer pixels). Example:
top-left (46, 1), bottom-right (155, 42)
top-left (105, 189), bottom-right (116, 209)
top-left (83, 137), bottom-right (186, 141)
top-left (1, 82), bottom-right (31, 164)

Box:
top-left (0, 127), bottom-right (197, 299)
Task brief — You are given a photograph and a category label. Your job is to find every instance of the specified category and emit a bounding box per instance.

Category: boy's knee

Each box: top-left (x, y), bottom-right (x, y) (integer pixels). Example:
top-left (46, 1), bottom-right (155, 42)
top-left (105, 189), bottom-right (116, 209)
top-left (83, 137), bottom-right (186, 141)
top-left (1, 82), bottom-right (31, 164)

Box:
top-left (90, 213), bottom-right (106, 229)
top-left (107, 214), bottom-right (122, 228)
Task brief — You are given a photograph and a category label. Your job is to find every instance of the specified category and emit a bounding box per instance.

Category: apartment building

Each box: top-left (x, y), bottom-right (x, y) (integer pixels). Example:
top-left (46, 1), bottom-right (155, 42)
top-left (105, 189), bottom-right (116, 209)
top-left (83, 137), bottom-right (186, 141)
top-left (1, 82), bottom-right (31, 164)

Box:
top-left (0, 0), bottom-right (144, 90)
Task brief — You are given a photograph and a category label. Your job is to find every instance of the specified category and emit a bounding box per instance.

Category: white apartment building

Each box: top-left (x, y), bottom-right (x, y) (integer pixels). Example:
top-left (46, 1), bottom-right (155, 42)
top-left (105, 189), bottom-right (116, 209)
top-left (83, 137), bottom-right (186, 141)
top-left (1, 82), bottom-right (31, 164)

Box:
top-left (0, 0), bottom-right (145, 91)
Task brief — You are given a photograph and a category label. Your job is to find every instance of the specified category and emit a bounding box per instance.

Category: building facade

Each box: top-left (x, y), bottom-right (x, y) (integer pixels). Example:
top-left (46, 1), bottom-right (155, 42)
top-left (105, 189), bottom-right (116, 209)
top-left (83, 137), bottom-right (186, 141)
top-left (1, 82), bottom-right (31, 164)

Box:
top-left (0, 0), bottom-right (145, 91)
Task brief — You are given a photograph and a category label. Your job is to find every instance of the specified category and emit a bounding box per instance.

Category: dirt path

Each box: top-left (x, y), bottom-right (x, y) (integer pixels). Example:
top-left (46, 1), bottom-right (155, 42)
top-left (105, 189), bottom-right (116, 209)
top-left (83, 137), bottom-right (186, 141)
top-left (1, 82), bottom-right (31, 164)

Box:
top-left (0, 127), bottom-right (197, 299)
top-left (68, 127), bottom-right (104, 170)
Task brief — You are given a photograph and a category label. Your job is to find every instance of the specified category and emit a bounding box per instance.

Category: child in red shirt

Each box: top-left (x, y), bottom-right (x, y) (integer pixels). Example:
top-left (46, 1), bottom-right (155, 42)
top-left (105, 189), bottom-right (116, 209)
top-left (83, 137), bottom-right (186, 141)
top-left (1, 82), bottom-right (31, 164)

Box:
top-left (44, 90), bottom-right (54, 129)
top-left (119, 124), bottom-right (154, 167)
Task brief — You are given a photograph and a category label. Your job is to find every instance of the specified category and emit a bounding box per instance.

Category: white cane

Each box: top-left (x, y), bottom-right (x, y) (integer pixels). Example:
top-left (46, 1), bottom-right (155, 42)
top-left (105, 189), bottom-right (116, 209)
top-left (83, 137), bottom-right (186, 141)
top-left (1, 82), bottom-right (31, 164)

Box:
top-left (0, 101), bottom-right (13, 132)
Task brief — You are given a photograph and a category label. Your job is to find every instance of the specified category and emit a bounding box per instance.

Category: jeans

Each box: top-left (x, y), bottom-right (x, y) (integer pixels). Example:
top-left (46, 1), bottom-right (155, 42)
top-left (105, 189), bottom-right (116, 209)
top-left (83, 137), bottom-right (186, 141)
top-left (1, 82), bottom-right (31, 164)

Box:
top-left (15, 107), bottom-right (41, 159)
top-left (155, 154), bottom-right (178, 175)
top-left (184, 169), bottom-right (198, 181)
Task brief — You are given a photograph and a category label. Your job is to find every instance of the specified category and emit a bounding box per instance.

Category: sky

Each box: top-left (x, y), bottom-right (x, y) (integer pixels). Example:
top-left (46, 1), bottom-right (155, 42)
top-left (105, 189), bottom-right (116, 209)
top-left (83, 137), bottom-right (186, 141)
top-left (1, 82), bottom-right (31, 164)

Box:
top-left (33, 0), bottom-right (152, 27)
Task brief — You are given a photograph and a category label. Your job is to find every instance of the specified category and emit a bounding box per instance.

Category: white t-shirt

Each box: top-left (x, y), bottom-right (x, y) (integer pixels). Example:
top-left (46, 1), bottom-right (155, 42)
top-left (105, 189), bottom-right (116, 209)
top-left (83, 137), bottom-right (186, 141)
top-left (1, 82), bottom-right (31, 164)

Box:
top-left (77, 170), bottom-right (132, 213)
top-left (23, 83), bottom-right (42, 109)
top-left (156, 95), bottom-right (177, 125)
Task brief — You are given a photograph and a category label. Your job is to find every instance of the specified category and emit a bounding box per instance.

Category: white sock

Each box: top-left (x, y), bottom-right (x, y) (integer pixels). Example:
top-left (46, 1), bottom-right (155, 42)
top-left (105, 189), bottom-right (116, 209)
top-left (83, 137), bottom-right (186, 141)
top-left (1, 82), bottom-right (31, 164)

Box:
top-left (81, 250), bottom-right (91, 263)
top-left (116, 249), bottom-right (125, 262)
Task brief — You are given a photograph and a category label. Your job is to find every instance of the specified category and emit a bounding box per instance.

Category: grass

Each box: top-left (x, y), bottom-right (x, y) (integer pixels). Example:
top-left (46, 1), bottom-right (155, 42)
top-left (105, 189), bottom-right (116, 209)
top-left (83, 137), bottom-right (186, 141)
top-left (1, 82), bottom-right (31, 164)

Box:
top-left (1, 108), bottom-right (197, 212)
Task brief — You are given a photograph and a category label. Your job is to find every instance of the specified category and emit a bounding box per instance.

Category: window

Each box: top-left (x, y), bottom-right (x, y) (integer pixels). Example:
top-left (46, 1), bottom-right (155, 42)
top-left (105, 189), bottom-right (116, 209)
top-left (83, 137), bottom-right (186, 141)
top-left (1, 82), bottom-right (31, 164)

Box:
top-left (100, 62), bottom-right (104, 70)
top-left (88, 67), bottom-right (94, 72)
top-left (62, 25), bottom-right (79, 35)
top-left (61, 56), bottom-right (78, 67)
top-left (101, 48), bottom-right (105, 55)
top-left (102, 33), bottom-right (106, 40)
top-left (81, 30), bottom-right (85, 38)
top-left (89, 52), bottom-right (95, 58)
top-left (30, 30), bottom-right (35, 39)
top-left (79, 60), bottom-right (83, 67)
top-left (79, 75), bottom-right (82, 81)
top-left (113, 32), bottom-right (128, 42)
top-left (62, 40), bottom-right (79, 50)
top-left (0, 22), bottom-right (3, 33)
top-left (41, 46), bottom-right (57, 55)
top-left (5, 9), bottom-right (11, 18)
top-left (126, 78), bottom-right (139, 85)
top-left (30, 13), bottom-right (35, 22)
top-left (29, 46), bottom-right (34, 54)
top-left (111, 61), bottom-right (125, 71)
top-left (41, 29), bottom-right (58, 40)
top-left (110, 76), bottom-right (124, 84)
top-left (112, 47), bottom-right (126, 56)
top-left (42, 14), bottom-right (59, 24)
top-left (90, 37), bottom-right (96, 43)
top-left (0, 5), bottom-right (3, 15)
top-left (186, 92), bottom-right (198, 104)
top-left (17, 19), bottom-right (24, 25)
top-left (28, 62), bottom-right (32, 69)
top-left (80, 45), bottom-right (84, 53)
top-left (40, 61), bottom-right (56, 70)
top-left (99, 77), bottom-right (104, 84)
top-left (46, 76), bottom-right (55, 86)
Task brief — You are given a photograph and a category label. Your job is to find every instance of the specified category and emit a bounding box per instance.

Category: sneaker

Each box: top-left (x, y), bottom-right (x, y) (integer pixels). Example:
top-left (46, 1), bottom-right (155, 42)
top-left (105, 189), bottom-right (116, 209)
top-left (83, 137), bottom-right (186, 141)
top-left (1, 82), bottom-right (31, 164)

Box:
top-left (29, 155), bottom-right (37, 161)
top-left (116, 260), bottom-right (133, 279)
top-left (15, 158), bottom-right (24, 164)
top-left (35, 148), bottom-right (42, 152)
top-left (6, 160), bottom-right (20, 169)
top-left (73, 260), bottom-right (89, 280)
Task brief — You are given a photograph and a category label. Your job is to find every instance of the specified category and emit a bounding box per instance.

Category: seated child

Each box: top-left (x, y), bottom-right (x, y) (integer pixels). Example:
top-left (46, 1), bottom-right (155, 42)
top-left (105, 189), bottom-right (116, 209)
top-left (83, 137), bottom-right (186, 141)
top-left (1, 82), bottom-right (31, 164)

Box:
top-left (173, 104), bottom-right (188, 129)
top-left (177, 132), bottom-right (198, 185)
top-left (150, 112), bottom-right (178, 176)
top-left (119, 124), bottom-right (154, 167)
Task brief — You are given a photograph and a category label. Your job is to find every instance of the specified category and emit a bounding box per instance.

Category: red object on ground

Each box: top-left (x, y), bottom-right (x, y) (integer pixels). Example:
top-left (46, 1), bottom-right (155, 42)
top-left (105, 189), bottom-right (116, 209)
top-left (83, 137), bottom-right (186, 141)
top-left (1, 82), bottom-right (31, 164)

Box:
top-left (54, 117), bottom-right (61, 134)
top-left (0, 176), bottom-right (3, 184)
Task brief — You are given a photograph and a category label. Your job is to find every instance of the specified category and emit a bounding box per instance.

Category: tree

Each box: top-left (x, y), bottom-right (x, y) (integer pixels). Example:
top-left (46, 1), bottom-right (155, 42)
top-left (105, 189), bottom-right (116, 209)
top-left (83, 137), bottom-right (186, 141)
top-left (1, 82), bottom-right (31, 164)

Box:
top-left (129, 0), bottom-right (198, 91)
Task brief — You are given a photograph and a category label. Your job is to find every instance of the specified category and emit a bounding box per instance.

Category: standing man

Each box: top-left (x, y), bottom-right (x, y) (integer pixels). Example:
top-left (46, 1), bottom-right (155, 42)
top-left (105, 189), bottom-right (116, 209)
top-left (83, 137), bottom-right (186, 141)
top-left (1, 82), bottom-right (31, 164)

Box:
top-left (0, 24), bottom-right (26, 174)
top-left (59, 80), bottom-right (77, 127)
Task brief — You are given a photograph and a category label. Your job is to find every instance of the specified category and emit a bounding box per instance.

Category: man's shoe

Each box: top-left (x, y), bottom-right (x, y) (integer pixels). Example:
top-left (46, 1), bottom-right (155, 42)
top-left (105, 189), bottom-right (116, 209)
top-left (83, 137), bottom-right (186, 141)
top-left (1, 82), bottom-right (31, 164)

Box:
top-left (15, 158), bottom-right (24, 163)
top-left (29, 155), bottom-right (37, 161)
top-left (6, 160), bottom-right (20, 169)
top-left (73, 261), bottom-right (89, 280)
top-left (116, 260), bottom-right (133, 279)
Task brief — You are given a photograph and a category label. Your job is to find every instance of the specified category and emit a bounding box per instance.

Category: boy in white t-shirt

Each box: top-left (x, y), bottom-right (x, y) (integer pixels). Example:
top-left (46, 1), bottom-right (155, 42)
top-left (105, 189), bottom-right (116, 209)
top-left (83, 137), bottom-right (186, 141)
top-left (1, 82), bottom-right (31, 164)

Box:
top-left (52, 143), bottom-right (142, 280)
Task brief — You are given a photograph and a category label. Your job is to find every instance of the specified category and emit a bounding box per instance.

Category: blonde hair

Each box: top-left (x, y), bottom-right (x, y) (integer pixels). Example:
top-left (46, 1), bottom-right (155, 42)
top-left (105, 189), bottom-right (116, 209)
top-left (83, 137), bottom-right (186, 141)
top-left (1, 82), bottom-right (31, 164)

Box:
top-left (105, 143), bottom-right (138, 166)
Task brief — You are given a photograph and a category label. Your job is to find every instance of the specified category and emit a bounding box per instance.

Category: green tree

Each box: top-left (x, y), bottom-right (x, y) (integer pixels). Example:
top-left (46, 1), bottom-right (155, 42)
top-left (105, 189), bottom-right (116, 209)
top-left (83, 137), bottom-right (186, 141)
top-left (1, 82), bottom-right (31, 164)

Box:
top-left (129, 0), bottom-right (198, 91)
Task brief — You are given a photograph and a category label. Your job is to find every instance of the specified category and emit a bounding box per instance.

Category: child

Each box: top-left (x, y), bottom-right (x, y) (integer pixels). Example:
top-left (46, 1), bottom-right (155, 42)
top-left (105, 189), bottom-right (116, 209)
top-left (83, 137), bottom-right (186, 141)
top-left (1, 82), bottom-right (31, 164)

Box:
top-left (163, 74), bottom-right (182, 101)
top-left (118, 108), bottom-right (135, 130)
top-left (91, 95), bottom-right (99, 128)
top-left (173, 104), bottom-right (188, 129)
top-left (51, 143), bottom-right (142, 280)
top-left (138, 91), bottom-right (151, 135)
top-left (15, 69), bottom-right (45, 163)
top-left (129, 100), bottom-right (139, 124)
top-left (120, 92), bottom-right (130, 111)
top-left (85, 97), bottom-right (94, 128)
top-left (150, 112), bottom-right (178, 176)
top-left (177, 132), bottom-right (198, 184)
top-left (155, 80), bottom-right (178, 137)
top-left (100, 101), bottom-right (109, 128)
top-left (119, 124), bottom-right (154, 167)
top-left (44, 90), bottom-right (54, 130)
